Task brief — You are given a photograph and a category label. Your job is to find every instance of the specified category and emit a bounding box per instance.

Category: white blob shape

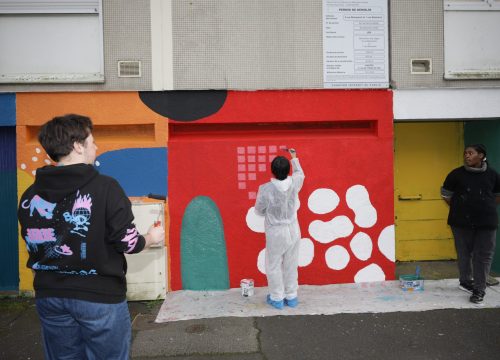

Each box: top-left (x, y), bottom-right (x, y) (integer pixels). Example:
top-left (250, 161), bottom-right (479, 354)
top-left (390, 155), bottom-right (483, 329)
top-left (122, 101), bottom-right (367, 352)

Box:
top-left (325, 245), bottom-right (350, 270)
top-left (346, 185), bottom-right (377, 228)
top-left (308, 215), bottom-right (354, 244)
top-left (350, 232), bottom-right (373, 261)
top-left (44, 159), bottom-right (51, 165)
top-left (308, 188), bottom-right (340, 214)
top-left (31, 170), bottom-right (36, 176)
top-left (20, 163), bottom-right (27, 170)
top-left (35, 147), bottom-right (41, 154)
top-left (378, 225), bottom-right (395, 262)
top-left (298, 238), bottom-right (314, 267)
top-left (32, 156), bottom-right (38, 162)
top-left (257, 248), bottom-right (266, 274)
top-left (246, 207), bottom-right (265, 233)
top-left (95, 160), bottom-right (100, 167)
top-left (354, 263), bottom-right (386, 283)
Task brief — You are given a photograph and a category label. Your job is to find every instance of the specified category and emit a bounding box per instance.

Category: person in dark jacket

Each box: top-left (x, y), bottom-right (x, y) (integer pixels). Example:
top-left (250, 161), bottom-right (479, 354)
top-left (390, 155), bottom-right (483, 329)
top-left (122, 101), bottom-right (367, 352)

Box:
top-left (441, 144), bottom-right (500, 304)
top-left (18, 114), bottom-right (165, 359)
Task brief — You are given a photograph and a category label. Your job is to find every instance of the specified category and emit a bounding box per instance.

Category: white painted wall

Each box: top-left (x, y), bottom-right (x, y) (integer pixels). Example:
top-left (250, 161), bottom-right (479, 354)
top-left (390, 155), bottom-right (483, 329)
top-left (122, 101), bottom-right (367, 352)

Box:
top-left (444, 0), bottom-right (500, 79)
top-left (393, 89), bottom-right (500, 120)
top-left (0, 1), bottom-right (104, 83)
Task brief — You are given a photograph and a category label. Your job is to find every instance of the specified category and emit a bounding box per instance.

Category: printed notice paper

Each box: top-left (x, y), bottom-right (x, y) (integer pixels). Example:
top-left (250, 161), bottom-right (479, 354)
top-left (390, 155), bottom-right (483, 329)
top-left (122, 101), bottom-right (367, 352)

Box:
top-left (323, 0), bottom-right (389, 88)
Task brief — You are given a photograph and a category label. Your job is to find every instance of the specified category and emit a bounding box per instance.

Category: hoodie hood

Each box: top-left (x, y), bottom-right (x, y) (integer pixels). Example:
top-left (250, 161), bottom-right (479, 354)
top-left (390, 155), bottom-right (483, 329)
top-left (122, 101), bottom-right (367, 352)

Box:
top-left (33, 164), bottom-right (99, 203)
top-left (271, 176), bottom-right (292, 192)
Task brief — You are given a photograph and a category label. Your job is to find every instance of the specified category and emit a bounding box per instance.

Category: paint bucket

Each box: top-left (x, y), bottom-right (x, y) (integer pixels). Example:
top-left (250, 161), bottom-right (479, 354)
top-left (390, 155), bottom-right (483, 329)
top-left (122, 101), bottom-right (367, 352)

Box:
top-left (399, 275), bottom-right (424, 291)
top-left (240, 279), bottom-right (254, 297)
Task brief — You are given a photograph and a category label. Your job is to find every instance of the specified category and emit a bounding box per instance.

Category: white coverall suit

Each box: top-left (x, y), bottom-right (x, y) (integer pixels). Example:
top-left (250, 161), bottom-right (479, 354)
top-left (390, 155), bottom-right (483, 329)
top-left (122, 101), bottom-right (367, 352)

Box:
top-left (254, 158), bottom-right (305, 302)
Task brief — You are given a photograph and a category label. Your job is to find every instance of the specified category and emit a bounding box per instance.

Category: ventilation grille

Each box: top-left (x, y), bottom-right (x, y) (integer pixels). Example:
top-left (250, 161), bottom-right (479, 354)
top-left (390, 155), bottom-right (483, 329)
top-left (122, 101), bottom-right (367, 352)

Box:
top-left (411, 59), bottom-right (432, 75)
top-left (118, 61), bottom-right (141, 78)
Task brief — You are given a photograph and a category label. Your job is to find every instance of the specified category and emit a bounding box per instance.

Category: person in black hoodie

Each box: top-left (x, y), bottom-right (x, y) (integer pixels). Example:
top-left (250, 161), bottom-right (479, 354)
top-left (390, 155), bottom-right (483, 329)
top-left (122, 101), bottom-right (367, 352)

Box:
top-left (441, 144), bottom-right (500, 304)
top-left (18, 114), bottom-right (165, 359)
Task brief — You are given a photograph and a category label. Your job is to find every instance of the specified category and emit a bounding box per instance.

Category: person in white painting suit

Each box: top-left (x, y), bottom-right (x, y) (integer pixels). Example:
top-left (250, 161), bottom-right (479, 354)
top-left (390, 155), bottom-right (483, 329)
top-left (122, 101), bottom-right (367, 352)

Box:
top-left (254, 148), bottom-right (305, 309)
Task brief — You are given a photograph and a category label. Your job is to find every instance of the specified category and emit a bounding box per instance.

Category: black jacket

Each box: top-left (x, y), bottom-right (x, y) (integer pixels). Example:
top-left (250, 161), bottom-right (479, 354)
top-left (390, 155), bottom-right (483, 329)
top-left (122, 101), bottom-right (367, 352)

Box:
top-left (18, 164), bottom-right (145, 303)
top-left (442, 165), bottom-right (500, 229)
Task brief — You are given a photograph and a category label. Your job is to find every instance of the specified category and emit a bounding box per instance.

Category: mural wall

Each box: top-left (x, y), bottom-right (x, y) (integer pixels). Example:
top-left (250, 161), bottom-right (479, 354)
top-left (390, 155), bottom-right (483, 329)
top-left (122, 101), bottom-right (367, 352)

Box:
top-left (13, 89), bottom-right (395, 293)
top-left (16, 92), bottom-right (167, 292)
top-left (166, 90), bottom-right (395, 290)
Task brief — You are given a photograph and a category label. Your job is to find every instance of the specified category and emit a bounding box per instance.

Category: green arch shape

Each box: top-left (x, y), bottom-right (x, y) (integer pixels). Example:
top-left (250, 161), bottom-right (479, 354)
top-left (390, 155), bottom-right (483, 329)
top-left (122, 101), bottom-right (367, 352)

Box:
top-left (181, 196), bottom-right (229, 290)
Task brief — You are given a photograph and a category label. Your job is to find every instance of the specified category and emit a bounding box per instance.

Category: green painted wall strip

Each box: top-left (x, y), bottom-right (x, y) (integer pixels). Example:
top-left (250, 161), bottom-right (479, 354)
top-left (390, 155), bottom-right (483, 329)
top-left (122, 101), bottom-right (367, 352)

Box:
top-left (181, 196), bottom-right (229, 290)
top-left (464, 120), bottom-right (500, 273)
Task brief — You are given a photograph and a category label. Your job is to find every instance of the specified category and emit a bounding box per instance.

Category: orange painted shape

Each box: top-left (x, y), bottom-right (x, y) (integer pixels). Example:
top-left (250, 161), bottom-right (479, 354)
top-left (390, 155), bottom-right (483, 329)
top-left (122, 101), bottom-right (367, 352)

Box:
top-left (16, 92), bottom-right (167, 126)
top-left (16, 92), bottom-right (168, 178)
top-left (16, 92), bottom-right (170, 292)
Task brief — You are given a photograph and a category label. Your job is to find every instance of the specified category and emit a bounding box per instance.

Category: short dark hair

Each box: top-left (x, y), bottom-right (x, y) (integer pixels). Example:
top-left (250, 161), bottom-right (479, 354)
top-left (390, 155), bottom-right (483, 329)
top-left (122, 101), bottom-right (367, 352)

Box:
top-left (466, 144), bottom-right (487, 157)
top-left (271, 156), bottom-right (290, 180)
top-left (38, 114), bottom-right (93, 162)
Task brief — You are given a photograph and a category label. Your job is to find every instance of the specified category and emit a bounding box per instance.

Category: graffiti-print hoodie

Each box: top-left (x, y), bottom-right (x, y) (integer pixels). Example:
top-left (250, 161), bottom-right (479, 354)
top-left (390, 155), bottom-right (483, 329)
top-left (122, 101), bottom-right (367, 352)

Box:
top-left (18, 164), bottom-right (145, 303)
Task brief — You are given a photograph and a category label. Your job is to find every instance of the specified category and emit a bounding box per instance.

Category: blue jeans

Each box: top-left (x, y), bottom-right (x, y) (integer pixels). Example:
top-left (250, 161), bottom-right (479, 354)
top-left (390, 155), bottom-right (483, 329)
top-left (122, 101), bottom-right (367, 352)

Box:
top-left (35, 297), bottom-right (131, 360)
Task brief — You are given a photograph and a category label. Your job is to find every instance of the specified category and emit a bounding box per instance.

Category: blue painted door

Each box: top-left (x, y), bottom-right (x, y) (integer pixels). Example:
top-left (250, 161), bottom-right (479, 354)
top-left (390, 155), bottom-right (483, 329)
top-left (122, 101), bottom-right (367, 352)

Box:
top-left (0, 126), bottom-right (19, 290)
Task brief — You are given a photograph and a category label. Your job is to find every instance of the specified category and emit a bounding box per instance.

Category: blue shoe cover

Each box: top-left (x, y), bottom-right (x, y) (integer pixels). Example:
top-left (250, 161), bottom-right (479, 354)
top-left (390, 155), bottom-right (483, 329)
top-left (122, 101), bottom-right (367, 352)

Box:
top-left (266, 295), bottom-right (284, 310)
top-left (285, 297), bottom-right (298, 307)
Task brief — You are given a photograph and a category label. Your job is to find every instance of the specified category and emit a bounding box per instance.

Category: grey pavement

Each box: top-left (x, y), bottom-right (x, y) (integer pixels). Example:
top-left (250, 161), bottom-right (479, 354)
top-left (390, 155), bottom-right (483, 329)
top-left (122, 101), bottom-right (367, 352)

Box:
top-left (1, 261), bottom-right (500, 360)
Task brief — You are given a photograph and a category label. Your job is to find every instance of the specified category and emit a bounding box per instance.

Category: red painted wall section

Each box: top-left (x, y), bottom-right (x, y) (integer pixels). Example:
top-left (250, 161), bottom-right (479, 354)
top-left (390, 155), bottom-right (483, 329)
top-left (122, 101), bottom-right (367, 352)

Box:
top-left (169, 90), bottom-right (394, 290)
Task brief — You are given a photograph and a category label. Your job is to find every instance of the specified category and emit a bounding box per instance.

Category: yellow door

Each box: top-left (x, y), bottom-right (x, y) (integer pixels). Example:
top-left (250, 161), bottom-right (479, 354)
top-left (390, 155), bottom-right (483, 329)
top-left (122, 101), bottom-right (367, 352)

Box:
top-left (394, 122), bottom-right (463, 260)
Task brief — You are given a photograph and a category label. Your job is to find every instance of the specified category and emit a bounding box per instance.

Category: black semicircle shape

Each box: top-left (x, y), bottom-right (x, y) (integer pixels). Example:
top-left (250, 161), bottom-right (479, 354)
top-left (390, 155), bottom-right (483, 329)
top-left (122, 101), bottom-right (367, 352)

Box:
top-left (139, 90), bottom-right (228, 122)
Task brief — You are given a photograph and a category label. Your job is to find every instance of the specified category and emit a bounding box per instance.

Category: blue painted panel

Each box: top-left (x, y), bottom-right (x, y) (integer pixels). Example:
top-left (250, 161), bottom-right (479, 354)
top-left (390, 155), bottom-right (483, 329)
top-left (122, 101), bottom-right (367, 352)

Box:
top-left (96, 147), bottom-right (167, 197)
top-left (0, 127), bottom-right (19, 290)
top-left (0, 94), bottom-right (15, 126)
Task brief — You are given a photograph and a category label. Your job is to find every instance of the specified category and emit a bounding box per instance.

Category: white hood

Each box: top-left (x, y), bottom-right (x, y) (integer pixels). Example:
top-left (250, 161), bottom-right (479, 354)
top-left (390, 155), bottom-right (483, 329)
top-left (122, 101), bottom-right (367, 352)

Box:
top-left (271, 176), bottom-right (292, 192)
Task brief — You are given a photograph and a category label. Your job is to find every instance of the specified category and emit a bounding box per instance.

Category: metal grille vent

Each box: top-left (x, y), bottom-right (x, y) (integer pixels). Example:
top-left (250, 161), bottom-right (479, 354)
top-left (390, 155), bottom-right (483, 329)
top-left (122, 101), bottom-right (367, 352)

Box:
top-left (118, 61), bottom-right (141, 78)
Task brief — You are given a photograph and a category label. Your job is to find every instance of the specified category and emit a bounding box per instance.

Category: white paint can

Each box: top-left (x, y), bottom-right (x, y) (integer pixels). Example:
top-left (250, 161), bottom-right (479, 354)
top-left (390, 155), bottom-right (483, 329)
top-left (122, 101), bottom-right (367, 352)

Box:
top-left (240, 279), bottom-right (254, 297)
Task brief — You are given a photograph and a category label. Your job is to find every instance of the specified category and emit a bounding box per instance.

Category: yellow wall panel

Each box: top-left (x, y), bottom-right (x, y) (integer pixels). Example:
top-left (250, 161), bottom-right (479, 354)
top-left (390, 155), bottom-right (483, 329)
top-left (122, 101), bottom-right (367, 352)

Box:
top-left (395, 200), bottom-right (450, 220)
top-left (394, 122), bottom-right (463, 261)
top-left (397, 239), bottom-right (457, 261)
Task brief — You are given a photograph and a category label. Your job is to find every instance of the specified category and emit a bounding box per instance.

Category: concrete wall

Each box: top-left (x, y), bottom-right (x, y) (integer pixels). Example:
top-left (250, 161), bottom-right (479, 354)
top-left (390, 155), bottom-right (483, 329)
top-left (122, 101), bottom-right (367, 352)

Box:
top-left (390, 0), bottom-right (500, 89)
top-left (171, 0), bottom-right (323, 90)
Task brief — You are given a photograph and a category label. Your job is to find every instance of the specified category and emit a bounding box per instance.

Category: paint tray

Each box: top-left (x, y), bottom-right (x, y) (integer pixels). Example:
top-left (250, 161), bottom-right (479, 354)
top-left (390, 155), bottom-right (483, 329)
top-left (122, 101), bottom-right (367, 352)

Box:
top-left (399, 266), bottom-right (424, 291)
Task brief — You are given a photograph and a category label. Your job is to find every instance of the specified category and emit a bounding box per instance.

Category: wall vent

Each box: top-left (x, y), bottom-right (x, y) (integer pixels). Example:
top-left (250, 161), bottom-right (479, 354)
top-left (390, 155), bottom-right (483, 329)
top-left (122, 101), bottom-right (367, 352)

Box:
top-left (410, 59), bottom-right (432, 75)
top-left (118, 61), bottom-right (141, 77)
